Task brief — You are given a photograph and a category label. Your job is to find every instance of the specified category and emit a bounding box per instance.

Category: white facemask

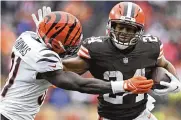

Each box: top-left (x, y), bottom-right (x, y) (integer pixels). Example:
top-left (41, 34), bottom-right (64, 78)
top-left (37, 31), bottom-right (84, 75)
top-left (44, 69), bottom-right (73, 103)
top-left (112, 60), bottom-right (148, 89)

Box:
top-left (114, 42), bottom-right (129, 50)
top-left (112, 34), bottom-right (130, 50)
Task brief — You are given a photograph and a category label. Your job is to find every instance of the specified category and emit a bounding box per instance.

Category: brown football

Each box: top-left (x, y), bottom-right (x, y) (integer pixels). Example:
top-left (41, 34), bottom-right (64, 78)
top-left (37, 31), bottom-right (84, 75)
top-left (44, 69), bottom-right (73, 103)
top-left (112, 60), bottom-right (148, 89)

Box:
top-left (151, 67), bottom-right (171, 89)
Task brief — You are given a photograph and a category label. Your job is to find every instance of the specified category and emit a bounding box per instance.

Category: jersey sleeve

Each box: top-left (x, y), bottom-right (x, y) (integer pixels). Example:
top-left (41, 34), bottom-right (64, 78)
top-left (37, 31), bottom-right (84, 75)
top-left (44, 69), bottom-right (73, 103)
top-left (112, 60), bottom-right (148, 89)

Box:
top-left (35, 49), bottom-right (63, 73)
top-left (77, 38), bottom-right (92, 59)
top-left (77, 37), bottom-right (104, 59)
top-left (157, 40), bottom-right (164, 60)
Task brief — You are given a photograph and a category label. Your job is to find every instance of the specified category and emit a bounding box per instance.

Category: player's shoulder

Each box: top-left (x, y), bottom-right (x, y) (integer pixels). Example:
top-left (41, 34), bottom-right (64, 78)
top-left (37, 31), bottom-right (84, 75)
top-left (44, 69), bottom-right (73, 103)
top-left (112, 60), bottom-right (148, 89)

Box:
top-left (84, 36), bottom-right (110, 51)
top-left (14, 31), bottom-right (45, 56)
top-left (17, 31), bottom-right (41, 47)
top-left (77, 36), bottom-right (109, 59)
top-left (13, 31), bottom-right (62, 70)
top-left (20, 31), bottom-right (36, 36)
top-left (82, 36), bottom-right (109, 50)
top-left (138, 34), bottom-right (163, 59)
top-left (19, 31), bottom-right (37, 40)
top-left (82, 36), bottom-right (109, 46)
top-left (140, 34), bottom-right (162, 46)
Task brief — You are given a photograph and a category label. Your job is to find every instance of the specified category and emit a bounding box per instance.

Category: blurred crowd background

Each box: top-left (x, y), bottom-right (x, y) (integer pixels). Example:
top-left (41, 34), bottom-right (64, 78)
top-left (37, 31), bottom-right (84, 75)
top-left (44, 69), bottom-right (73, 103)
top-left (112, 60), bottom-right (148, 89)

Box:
top-left (1, 1), bottom-right (181, 120)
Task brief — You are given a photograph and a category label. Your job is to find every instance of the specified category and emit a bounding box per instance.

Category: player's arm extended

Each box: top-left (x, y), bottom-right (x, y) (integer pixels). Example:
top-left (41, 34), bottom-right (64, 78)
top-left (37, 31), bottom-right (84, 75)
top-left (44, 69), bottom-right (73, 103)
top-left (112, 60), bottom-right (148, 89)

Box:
top-left (38, 70), bottom-right (153, 94)
top-left (38, 70), bottom-right (122, 94)
top-left (63, 56), bottom-right (89, 75)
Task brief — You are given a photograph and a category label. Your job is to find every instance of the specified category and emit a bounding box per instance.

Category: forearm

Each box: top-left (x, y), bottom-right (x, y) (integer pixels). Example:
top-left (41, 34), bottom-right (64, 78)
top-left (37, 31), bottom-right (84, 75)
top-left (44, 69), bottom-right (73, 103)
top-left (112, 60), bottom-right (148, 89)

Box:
top-left (75, 77), bottom-right (112, 94)
top-left (157, 57), bottom-right (179, 80)
top-left (162, 60), bottom-right (179, 79)
top-left (42, 70), bottom-right (125, 94)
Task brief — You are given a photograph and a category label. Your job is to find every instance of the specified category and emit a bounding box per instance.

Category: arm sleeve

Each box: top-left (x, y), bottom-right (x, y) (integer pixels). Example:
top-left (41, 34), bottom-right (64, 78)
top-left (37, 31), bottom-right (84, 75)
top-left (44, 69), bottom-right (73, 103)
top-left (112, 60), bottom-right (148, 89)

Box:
top-left (35, 49), bottom-right (63, 73)
top-left (77, 38), bottom-right (93, 59)
top-left (77, 45), bottom-right (91, 59)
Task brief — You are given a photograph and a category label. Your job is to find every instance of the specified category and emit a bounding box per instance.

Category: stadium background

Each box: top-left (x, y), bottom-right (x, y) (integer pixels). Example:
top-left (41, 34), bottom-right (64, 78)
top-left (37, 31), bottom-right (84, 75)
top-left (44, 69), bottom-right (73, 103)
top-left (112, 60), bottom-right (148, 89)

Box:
top-left (1, 1), bottom-right (181, 120)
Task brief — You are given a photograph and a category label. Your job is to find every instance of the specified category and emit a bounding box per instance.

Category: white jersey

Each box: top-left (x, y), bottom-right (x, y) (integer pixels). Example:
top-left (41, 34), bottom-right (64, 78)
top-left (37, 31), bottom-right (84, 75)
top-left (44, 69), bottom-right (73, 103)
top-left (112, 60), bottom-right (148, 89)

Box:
top-left (0, 31), bottom-right (63, 120)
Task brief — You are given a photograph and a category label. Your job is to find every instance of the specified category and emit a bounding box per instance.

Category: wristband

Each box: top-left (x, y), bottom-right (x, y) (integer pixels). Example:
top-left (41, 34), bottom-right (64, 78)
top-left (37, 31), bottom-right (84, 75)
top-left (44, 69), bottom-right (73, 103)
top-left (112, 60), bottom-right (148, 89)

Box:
top-left (111, 81), bottom-right (126, 94)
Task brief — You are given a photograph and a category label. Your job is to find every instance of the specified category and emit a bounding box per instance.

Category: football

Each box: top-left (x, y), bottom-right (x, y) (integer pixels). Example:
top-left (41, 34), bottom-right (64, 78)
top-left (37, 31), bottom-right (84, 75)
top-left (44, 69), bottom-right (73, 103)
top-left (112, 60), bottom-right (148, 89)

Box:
top-left (151, 67), bottom-right (171, 90)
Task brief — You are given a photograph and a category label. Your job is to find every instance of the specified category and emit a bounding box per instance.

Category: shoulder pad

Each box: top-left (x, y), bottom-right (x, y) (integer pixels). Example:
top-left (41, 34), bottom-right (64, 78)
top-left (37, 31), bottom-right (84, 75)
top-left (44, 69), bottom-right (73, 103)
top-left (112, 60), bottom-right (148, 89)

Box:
top-left (20, 31), bottom-right (37, 38)
top-left (142, 34), bottom-right (163, 59)
top-left (82, 36), bottom-right (108, 45)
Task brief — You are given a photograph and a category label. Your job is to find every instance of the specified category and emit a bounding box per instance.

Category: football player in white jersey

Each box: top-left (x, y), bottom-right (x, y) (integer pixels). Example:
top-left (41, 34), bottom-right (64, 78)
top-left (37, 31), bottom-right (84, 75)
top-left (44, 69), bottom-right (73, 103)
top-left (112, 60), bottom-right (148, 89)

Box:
top-left (0, 7), bottom-right (154, 120)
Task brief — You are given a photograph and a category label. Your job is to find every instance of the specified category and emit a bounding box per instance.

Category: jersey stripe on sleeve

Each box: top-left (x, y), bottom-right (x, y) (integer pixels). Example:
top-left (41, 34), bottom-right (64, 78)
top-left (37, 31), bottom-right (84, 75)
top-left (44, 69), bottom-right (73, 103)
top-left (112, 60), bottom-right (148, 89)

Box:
top-left (37, 50), bottom-right (60, 63)
top-left (77, 45), bottom-right (91, 59)
top-left (36, 58), bottom-right (58, 63)
top-left (158, 44), bottom-right (164, 59)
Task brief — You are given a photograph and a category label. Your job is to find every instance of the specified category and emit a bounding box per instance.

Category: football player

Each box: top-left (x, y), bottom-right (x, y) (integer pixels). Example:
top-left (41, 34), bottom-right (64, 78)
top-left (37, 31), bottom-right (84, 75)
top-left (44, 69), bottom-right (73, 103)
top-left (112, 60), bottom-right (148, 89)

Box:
top-left (0, 7), bottom-right (153, 120)
top-left (63, 2), bottom-right (181, 120)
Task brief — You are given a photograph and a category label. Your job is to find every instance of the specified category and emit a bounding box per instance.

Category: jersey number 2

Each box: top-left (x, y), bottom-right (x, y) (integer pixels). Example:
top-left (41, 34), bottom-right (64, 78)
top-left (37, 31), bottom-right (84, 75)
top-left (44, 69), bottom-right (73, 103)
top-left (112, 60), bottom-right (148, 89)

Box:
top-left (103, 69), bottom-right (145, 104)
top-left (143, 36), bottom-right (158, 42)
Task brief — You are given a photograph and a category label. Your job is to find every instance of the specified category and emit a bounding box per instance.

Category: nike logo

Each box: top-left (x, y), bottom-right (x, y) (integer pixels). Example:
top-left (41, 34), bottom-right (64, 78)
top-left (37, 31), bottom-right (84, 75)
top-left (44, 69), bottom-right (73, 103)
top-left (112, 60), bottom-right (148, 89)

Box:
top-left (172, 86), bottom-right (179, 92)
top-left (49, 64), bottom-right (56, 68)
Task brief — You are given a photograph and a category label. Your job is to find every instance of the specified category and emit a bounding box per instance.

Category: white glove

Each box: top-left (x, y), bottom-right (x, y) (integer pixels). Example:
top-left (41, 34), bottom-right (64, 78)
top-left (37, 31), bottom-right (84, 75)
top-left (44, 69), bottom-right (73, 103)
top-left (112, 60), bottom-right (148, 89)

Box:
top-left (31, 6), bottom-right (51, 28)
top-left (153, 71), bottom-right (181, 95)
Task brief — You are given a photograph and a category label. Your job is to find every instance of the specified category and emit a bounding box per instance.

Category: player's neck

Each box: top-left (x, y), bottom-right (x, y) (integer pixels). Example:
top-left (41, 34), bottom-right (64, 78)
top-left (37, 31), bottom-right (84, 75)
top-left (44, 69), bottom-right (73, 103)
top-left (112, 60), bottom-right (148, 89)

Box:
top-left (119, 45), bottom-right (135, 55)
top-left (109, 39), bottom-right (136, 55)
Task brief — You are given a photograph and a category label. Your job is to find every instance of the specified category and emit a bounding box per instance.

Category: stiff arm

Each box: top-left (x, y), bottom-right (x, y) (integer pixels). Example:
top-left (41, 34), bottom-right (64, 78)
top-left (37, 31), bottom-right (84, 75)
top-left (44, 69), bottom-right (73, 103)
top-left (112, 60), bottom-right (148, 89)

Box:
top-left (38, 69), bottom-right (125, 94)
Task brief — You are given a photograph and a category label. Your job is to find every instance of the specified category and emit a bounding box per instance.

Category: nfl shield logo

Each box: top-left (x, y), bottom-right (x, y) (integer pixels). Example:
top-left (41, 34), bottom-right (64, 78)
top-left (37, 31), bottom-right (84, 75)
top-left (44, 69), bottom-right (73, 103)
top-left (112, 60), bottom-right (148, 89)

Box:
top-left (123, 57), bottom-right (128, 64)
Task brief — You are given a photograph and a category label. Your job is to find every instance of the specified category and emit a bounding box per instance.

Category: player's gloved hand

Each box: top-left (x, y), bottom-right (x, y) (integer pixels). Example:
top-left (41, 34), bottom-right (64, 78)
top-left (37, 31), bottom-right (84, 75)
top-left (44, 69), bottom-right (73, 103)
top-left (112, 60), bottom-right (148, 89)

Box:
top-left (153, 71), bottom-right (181, 95)
top-left (31, 6), bottom-right (51, 28)
top-left (124, 76), bottom-right (154, 94)
top-left (111, 76), bottom-right (153, 94)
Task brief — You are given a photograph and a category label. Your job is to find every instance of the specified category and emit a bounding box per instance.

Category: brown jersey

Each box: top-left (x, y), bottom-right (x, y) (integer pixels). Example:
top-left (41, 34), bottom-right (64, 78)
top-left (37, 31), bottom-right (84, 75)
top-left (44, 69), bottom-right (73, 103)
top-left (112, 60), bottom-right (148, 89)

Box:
top-left (77, 35), bottom-right (163, 120)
